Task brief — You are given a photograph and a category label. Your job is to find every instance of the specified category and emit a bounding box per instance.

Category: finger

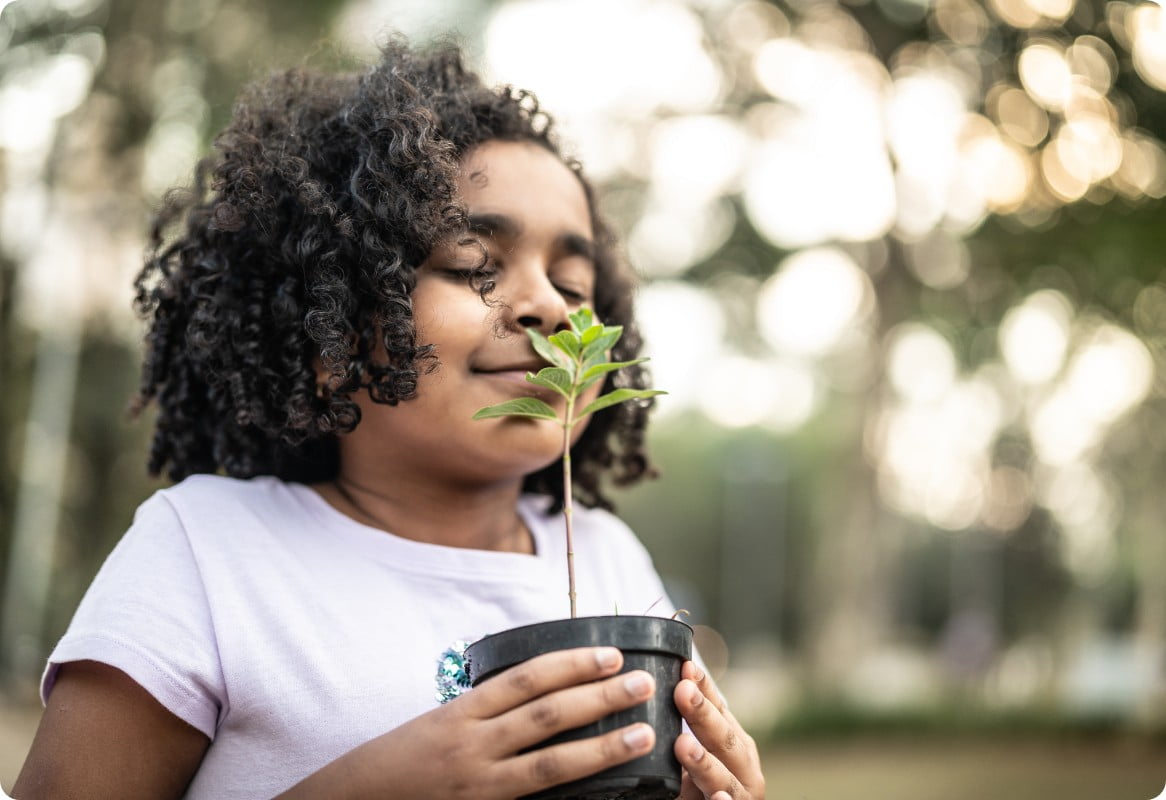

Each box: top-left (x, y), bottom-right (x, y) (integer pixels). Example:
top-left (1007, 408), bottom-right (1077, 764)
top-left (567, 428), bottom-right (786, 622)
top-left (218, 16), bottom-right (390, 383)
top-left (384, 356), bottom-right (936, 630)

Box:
top-left (675, 678), bottom-right (755, 779)
top-left (488, 669), bottom-right (656, 752)
top-left (677, 769), bottom-right (701, 800)
top-left (466, 646), bottom-right (623, 718)
top-left (493, 722), bottom-right (656, 795)
top-left (674, 732), bottom-right (745, 800)
top-left (683, 660), bottom-right (728, 716)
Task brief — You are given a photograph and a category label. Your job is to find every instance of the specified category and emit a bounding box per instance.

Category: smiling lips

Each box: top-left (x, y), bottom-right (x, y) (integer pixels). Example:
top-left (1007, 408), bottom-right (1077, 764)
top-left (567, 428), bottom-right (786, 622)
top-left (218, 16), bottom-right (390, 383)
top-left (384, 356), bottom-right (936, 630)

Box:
top-left (481, 369), bottom-right (536, 386)
top-left (473, 361), bottom-right (550, 387)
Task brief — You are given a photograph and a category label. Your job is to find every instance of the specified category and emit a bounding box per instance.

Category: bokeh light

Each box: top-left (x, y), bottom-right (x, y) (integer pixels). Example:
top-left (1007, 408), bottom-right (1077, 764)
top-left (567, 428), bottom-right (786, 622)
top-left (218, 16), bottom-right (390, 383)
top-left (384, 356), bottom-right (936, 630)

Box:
top-left (696, 353), bottom-right (784, 429)
top-left (628, 198), bottom-right (735, 278)
top-left (757, 247), bottom-right (875, 358)
top-left (1019, 41), bottom-right (1074, 112)
top-left (887, 324), bottom-right (959, 403)
top-left (1063, 323), bottom-right (1154, 424)
top-left (4, 0), bottom-right (1166, 762)
top-left (637, 281), bottom-right (726, 417)
top-left (999, 290), bottom-right (1073, 384)
top-left (747, 41), bottom-right (895, 246)
top-left (649, 115), bottom-right (747, 203)
top-left (1130, 1), bottom-right (1166, 91)
top-left (991, 84), bottom-right (1050, 147)
top-left (485, 0), bottom-right (721, 117)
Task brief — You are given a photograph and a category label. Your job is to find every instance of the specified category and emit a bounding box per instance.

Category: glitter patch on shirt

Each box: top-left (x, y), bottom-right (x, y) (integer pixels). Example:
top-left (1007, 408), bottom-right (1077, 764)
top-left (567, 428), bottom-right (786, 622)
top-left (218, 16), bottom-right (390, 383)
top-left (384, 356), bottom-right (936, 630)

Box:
top-left (435, 639), bottom-right (473, 704)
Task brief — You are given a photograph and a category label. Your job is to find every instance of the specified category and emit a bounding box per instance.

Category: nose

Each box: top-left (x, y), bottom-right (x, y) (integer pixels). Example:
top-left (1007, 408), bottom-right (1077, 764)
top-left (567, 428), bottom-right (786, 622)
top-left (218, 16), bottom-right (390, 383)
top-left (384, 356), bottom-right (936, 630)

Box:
top-left (507, 266), bottom-right (570, 336)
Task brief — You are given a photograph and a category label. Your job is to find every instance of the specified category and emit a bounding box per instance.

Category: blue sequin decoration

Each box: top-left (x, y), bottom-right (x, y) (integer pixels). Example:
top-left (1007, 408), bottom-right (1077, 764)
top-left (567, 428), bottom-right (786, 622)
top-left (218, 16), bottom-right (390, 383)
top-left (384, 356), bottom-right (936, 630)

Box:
top-left (435, 640), bottom-right (473, 703)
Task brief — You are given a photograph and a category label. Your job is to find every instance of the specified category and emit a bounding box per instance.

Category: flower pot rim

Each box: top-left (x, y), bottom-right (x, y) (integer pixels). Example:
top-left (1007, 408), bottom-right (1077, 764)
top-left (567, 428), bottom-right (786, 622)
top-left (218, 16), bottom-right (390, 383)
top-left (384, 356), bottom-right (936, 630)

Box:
top-left (475, 614), bottom-right (692, 638)
top-left (466, 614), bottom-right (693, 687)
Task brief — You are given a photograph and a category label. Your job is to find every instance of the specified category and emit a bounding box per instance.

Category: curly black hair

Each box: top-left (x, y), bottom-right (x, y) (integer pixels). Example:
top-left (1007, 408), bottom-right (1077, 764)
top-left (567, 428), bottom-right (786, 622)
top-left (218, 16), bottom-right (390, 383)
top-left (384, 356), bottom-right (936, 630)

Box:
top-left (132, 36), bottom-right (656, 511)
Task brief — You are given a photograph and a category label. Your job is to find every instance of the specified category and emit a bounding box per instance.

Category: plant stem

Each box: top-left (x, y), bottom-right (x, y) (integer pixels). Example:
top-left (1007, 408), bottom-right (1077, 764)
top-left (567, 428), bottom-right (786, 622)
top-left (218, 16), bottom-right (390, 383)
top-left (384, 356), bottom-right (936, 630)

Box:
top-left (563, 395), bottom-right (577, 619)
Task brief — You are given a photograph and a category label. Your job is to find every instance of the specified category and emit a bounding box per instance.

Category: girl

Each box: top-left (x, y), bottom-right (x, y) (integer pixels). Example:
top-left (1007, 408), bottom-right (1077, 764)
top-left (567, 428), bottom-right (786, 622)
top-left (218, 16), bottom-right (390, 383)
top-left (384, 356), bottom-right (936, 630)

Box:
top-left (13, 38), bottom-right (765, 800)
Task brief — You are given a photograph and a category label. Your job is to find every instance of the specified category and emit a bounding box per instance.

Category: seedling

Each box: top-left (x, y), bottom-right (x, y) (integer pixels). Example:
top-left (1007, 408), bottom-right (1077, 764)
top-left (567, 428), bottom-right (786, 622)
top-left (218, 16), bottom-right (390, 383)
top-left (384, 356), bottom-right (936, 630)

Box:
top-left (473, 308), bottom-right (664, 618)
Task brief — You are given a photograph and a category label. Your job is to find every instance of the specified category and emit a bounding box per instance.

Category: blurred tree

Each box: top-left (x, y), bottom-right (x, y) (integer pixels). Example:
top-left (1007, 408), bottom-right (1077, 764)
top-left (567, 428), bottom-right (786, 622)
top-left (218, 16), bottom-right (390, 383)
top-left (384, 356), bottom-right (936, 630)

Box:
top-left (2, 0), bottom-right (1165, 722)
top-left (0, 0), bottom-right (357, 688)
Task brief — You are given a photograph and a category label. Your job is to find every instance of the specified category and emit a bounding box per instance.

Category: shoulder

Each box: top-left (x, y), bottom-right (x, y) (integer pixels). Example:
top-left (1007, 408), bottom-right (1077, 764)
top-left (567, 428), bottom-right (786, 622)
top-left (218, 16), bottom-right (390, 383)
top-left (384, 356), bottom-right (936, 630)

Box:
top-left (152, 474), bottom-right (300, 523)
top-left (100, 475), bottom-right (296, 570)
top-left (156, 473), bottom-right (291, 504)
top-left (120, 475), bottom-right (308, 562)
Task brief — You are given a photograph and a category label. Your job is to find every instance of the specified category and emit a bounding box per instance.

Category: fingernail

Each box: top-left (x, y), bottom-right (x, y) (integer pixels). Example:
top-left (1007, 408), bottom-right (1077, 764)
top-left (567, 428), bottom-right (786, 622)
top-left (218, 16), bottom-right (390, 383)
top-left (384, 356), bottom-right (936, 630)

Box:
top-left (595, 647), bottom-right (620, 669)
top-left (624, 672), bottom-right (653, 697)
top-left (689, 740), bottom-right (706, 762)
top-left (691, 664), bottom-right (705, 682)
top-left (688, 684), bottom-right (704, 707)
top-left (623, 725), bottom-right (652, 751)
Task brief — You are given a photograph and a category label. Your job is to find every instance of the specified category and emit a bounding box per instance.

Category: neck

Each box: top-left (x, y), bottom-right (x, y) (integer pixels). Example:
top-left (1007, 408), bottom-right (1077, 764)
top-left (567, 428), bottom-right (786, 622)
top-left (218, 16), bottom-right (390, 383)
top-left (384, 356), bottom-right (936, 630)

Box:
top-left (317, 472), bottom-right (534, 554)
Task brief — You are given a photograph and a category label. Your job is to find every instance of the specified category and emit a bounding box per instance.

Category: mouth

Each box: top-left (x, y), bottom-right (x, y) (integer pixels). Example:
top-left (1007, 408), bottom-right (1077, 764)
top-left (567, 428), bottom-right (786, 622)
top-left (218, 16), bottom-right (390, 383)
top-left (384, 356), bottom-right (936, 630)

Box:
top-left (472, 361), bottom-right (557, 392)
top-left (476, 368), bottom-right (536, 386)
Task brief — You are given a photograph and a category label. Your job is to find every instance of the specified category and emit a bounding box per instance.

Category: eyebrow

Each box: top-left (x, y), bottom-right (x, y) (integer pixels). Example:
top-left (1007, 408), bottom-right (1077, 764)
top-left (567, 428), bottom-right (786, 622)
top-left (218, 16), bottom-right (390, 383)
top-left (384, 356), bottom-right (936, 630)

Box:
top-left (467, 213), bottom-right (596, 265)
top-left (561, 232), bottom-right (596, 264)
top-left (467, 212), bottom-right (521, 239)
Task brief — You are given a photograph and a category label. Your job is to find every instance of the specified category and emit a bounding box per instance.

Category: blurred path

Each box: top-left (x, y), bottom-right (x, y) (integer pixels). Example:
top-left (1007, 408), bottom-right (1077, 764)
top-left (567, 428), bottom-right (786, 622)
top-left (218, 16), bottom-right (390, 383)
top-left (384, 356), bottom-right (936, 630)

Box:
top-left (766, 737), bottom-right (1166, 800)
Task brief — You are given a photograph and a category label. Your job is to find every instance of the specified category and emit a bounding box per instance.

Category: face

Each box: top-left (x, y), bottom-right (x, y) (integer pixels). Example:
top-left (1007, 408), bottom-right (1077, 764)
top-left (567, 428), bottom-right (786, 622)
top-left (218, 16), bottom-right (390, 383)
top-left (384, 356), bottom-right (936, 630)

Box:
top-left (339, 139), bottom-right (601, 490)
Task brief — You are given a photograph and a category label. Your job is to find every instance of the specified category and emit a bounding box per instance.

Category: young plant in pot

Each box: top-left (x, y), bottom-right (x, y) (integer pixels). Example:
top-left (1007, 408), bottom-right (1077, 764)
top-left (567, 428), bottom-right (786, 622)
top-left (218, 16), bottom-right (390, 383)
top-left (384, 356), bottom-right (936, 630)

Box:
top-left (467, 308), bottom-right (692, 800)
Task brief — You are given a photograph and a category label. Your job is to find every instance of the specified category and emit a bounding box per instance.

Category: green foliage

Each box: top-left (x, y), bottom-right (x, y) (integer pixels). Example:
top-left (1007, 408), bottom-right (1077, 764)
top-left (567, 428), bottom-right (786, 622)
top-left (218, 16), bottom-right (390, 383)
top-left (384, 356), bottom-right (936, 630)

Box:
top-left (471, 397), bottom-right (558, 421)
top-left (473, 308), bottom-right (664, 618)
top-left (577, 388), bottom-right (660, 418)
top-left (474, 310), bottom-right (665, 429)
top-left (526, 367), bottom-right (572, 398)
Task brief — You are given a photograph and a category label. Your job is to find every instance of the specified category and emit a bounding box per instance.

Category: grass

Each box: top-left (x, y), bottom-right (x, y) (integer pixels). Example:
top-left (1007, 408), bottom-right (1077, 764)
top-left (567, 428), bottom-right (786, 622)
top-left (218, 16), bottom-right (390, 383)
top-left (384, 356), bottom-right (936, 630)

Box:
top-left (766, 736), bottom-right (1166, 800)
top-left (763, 703), bottom-right (1166, 799)
top-left (768, 701), bottom-right (1166, 742)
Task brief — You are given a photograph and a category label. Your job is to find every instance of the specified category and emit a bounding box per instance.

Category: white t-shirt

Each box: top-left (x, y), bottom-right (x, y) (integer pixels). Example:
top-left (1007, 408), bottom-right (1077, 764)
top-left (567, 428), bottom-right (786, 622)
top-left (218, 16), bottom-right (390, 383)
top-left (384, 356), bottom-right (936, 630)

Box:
top-left (43, 475), bottom-right (678, 799)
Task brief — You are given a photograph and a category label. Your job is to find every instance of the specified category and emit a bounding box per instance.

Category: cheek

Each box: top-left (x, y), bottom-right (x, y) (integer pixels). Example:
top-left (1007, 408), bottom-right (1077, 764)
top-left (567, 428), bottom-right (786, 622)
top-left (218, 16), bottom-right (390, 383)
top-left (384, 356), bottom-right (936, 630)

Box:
top-left (410, 281), bottom-right (496, 354)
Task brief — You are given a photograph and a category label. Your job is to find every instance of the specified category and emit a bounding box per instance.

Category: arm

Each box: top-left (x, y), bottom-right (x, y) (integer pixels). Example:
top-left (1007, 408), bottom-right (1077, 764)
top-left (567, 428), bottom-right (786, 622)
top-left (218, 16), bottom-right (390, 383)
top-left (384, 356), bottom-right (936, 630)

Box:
top-left (13, 661), bottom-right (210, 800)
top-left (276, 646), bottom-right (656, 800)
top-left (673, 661), bottom-right (767, 800)
top-left (17, 647), bottom-right (656, 800)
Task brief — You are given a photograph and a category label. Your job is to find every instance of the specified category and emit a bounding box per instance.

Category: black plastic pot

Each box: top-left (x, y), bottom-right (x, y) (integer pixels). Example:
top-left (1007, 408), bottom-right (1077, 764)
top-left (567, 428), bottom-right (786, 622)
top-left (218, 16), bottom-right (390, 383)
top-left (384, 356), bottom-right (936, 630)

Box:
top-left (465, 615), bottom-right (693, 800)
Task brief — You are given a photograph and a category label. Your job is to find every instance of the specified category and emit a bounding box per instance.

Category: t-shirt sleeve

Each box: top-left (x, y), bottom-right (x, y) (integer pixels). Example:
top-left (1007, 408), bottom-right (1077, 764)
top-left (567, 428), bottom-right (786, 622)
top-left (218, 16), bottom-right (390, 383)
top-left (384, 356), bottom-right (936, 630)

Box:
top-left (41, 491), bottom-right (226, 739)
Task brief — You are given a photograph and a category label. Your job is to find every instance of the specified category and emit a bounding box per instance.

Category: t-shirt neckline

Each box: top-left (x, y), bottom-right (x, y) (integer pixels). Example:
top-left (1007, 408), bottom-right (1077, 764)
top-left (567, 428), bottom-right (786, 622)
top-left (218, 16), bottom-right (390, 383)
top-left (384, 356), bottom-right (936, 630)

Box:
top-left (284, 480), bottom-right (559, 581)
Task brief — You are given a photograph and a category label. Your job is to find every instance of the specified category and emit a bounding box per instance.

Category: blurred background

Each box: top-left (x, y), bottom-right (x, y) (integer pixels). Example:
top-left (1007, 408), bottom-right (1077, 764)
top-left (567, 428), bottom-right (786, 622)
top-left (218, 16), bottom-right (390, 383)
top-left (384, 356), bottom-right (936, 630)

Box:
top-left (2, 0), bottom-right (1166, 796)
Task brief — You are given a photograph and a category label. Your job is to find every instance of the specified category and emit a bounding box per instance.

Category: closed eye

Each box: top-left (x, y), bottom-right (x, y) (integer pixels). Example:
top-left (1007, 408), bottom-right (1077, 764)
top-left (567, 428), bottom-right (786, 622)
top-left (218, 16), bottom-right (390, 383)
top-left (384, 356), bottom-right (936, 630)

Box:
top-left (554, 284), bottom-right (589, 304)
top-left (439, 267), bottom-right (485, 280)
top-left (436, 256), bottom-right (498, 284)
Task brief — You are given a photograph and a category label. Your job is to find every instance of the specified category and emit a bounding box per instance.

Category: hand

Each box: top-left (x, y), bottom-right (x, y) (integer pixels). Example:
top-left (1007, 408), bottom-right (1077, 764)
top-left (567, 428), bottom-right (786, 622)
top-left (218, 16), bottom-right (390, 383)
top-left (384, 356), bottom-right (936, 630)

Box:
top-left (673, 661), bottom-right (766, 800)
top-left (277, 646), bottom-right (657, 800)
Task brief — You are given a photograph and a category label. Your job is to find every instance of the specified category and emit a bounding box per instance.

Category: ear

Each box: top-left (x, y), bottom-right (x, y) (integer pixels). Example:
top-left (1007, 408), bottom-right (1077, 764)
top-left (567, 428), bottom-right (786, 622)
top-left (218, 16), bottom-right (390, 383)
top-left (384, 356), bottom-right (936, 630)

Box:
top-left (312, 353), bottom-right (342, 399)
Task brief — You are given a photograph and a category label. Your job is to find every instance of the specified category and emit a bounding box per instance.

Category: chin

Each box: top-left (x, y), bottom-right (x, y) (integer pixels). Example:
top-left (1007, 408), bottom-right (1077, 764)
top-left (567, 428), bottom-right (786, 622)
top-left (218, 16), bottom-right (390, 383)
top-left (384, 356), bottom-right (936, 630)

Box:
top-left (474, 415), bottom-right (589, 478)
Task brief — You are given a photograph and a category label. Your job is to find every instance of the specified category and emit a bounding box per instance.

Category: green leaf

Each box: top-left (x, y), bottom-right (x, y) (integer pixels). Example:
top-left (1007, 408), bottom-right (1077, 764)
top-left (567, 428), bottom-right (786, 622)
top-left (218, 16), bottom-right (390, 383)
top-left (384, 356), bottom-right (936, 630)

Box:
top-left (581, 326), bottom-right (622, 362)
top-left (576, 388), bottom-right (666, 419)
top-left (581, 323), bottom-right (603, 346)
top-left (578, 358), bottom-right (648, 391)
top-left (548, 329), bottom-right (582, 359)
top-left (568, 307), bottom-right (595, 333)
top-left (473, 397), bottom-right (560, 421)
top-left (526, 328), bottom-right (570, 369)
top-left (526, 367), bottom-right (572, 397)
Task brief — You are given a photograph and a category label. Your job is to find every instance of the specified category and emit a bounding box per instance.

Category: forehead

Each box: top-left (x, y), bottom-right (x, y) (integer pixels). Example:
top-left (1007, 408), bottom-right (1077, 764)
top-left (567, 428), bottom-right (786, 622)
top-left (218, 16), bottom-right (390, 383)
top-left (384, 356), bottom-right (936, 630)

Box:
top-left (458, 140), bottom-right (591, 231)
